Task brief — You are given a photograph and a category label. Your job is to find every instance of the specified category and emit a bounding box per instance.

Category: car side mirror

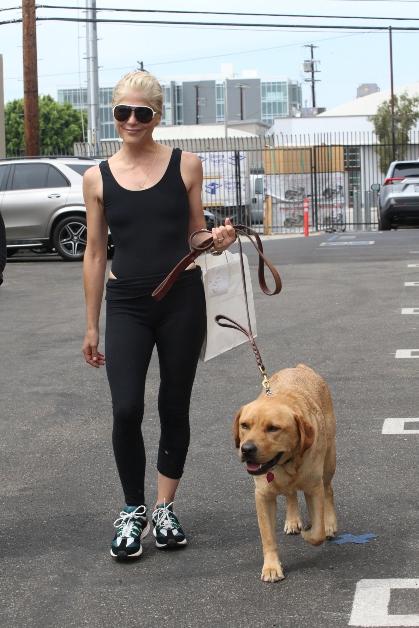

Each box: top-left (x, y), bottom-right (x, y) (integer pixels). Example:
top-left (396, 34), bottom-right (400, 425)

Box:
top-left (371, 183), bottom-right (380, 192)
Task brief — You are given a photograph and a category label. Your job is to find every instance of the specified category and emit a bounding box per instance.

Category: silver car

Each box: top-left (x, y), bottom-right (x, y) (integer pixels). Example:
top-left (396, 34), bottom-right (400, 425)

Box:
top-left (0, 157), bottom-right (216, 261)
top-left (373, 160), bottom-right (419, 230)
top-left (0, 157), bottom-right (99, 260)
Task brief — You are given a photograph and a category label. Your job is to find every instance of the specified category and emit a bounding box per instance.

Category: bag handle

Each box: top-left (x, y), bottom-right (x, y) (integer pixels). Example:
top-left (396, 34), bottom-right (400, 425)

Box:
top-left (151, 224), bottom-right (282, 301)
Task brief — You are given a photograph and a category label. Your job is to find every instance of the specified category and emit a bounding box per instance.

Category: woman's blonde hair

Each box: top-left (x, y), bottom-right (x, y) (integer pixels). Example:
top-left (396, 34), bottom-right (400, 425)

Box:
top-left (112, 71), bottom-right (163, 115)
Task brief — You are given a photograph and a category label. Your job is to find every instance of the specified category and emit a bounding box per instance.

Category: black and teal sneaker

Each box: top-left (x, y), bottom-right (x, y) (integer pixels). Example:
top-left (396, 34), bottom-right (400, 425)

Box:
top-left (151, 502), bottom-right (187, 549)
top-left (110, 505), bottom-right (150, 560)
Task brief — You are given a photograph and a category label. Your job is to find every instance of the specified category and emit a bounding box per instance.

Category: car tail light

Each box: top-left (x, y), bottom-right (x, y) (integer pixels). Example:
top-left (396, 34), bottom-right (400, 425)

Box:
top-left (384, 177), bottom-right (403, 185)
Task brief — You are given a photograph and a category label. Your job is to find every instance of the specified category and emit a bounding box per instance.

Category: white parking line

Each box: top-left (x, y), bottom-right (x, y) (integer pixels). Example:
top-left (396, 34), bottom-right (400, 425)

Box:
top-left (320, 241), bottom-right (375, 247)
top-left (382, 418), bottom-right (419, 434)
top-left (404, 282), bottom-right (419, 287)
top-left (408, 264), bottom-right (419, 268)
top-left (349, 579), bottom-right (419, 626)
top-left (402, 308), bottom-right (419, 314)
top-left (395, 350), bottom-right (419, 358)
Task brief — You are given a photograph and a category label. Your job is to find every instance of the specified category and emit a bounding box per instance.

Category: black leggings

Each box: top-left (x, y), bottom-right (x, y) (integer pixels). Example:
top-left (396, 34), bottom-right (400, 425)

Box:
top-left (105, 268), bottom-right (206, 506)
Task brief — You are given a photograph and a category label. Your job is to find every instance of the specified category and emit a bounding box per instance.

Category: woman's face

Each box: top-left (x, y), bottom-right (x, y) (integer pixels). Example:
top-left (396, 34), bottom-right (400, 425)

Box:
top-left (113, 88), bottom-right (160, 143)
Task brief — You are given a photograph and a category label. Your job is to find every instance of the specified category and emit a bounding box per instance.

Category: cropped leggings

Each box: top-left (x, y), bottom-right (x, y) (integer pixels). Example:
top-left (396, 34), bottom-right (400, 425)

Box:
top-left (105, 268), bottom-right (206, 506)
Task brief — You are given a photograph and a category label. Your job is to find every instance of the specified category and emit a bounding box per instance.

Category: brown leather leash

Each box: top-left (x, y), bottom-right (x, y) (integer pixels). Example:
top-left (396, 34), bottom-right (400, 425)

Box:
top-left (152, 225), bottom-right (282, 394)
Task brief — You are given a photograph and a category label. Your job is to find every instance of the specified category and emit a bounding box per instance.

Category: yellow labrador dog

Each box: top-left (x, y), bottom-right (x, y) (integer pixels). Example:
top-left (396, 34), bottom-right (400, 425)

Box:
top-left (233, 364), bottom-right (337, 582)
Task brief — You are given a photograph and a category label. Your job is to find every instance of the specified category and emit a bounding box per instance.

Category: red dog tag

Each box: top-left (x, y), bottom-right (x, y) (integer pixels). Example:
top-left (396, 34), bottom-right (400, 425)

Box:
top-left (266, 471), bottom-right (274, 483)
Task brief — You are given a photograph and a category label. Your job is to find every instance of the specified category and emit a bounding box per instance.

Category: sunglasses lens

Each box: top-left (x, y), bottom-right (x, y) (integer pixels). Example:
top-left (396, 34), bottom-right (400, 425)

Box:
top-left (113, 105), bottom-right (131, 122)
top-left (135, 107), bottom-right (154, 123)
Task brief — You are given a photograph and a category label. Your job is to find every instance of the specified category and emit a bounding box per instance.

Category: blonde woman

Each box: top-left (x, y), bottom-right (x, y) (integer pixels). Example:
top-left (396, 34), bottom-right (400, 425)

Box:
top-left (82, 71), bottom-right (235, 560)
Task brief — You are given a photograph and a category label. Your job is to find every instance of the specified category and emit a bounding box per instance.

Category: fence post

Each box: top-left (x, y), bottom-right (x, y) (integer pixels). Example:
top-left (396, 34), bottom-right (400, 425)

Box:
top-left (264, 195), bottom-right (272, 235)
top-left (303, 197), bottom-right (310, 237)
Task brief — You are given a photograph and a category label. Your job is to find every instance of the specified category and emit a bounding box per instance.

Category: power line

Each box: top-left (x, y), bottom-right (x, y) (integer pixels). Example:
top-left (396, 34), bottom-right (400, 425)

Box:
top-left (32, 17), bottom-right (419, 31)
top-left (5, 32), bottom-right (367, 81)
top-left (34, 5), bottom-right (419, 22)
top-left (0, 18), bottom-right (22, 25)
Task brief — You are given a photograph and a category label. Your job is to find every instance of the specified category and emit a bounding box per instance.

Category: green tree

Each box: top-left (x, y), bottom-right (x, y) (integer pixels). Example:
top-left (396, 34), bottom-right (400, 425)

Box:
top-left (5, 95), bottom-right (87, 156)
top-left (369, 92), bottom-right (419, 173)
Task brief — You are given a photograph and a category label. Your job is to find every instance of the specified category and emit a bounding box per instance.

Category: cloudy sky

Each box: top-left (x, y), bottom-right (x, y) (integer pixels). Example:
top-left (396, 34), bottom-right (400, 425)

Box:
top-left (1, 0), bottom-right (418, 109)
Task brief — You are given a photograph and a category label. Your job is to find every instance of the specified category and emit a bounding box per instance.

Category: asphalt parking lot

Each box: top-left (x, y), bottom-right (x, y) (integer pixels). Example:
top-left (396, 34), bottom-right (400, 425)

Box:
top-left (0, 230), bottom-right (418, 628)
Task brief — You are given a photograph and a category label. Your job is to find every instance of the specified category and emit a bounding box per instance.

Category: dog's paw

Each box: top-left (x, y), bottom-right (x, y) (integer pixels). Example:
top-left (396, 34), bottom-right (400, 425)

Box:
top-left (261, 562), bottom-right (285, 582)
top-left (301, 529), bottom-right (325, 546)
top-left (284, 518), bottom-right (303, 535)
top-left (325, 518), bottom-right (338, 539)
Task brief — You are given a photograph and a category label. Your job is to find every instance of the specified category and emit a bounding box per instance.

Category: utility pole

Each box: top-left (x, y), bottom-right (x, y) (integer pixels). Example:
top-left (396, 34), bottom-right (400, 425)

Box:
top-left (389, 26), bottom-right (396, 161)
top-left (237, 83), bottom-right (249, 121)
top-left (303, 44), bottom-right (320, 109)
top-left (239, 84), bottom-right (245, 120)
top-left (22, 0), bottom-right (39, 156)
top-left (224, 79), bottom-right (229, 140)
top-left (195, 85), bottom-right (199, 124)
top-left (86, 0), bottom-right (100, 150)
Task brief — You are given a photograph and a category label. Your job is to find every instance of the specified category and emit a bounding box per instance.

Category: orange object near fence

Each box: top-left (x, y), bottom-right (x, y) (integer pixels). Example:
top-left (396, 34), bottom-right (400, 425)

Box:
top-left (303, 197), bottom-right (310, 237)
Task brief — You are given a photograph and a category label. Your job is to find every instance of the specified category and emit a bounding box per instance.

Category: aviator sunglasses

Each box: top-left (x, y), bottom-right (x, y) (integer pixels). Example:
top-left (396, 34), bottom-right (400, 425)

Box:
top-left (113, 104), bottom-right (157, 124)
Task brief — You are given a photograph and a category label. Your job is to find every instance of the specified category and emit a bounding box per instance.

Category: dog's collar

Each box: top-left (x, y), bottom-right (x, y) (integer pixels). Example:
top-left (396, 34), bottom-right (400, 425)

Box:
top-left (266, 455), bottom-right (294, 483)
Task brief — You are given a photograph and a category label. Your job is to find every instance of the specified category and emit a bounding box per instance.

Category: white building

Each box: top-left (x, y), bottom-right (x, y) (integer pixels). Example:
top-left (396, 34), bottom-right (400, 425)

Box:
top-left (269, 81), bottom-right (419, 138)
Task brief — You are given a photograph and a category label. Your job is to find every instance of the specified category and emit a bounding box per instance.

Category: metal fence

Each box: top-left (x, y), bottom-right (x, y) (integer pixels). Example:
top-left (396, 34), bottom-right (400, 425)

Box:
top-left (36, 132), bottom-right (419, 233)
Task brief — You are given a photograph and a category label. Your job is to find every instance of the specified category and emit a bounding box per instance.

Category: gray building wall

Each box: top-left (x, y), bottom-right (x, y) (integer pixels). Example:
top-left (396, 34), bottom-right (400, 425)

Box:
top-left (182, 81), bottom-right (217, 125)
top-left (226, 78), bottom-right (261, 122)
top-left (0, 55), bottom-right (5, 158)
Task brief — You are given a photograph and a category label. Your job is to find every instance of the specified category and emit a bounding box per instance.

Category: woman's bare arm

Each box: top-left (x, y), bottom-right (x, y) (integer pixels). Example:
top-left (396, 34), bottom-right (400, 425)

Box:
top-left (82, 165), bottom-right (108, 367)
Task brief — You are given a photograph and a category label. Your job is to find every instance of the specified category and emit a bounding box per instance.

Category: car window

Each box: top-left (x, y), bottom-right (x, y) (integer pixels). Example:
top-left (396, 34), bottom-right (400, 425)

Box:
top-left (393, 163), bottom-right (419, 178)
top-left (0, 165), bottom-right (10, 191)
top-left (47, 165), bottom-right (69, 187)
top-left (10, 163), bottom-right (50, 190)
top-left (64, 163), bottom-right (95, 176)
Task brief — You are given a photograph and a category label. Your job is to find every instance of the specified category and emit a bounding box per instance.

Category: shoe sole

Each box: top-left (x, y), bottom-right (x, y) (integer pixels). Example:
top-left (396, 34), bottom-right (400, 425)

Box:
top-left (155, 538), bottom-right (187, 549)
top-left (110, 521), bottom-right (150, 560)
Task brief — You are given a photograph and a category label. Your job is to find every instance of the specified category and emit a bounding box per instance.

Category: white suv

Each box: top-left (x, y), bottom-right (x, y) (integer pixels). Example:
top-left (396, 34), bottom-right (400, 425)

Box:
top-left (0, 157), bottom-right (98, 261)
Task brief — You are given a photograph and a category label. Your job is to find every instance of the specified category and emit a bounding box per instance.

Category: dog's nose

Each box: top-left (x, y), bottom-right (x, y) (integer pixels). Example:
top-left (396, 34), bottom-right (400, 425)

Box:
top-left (241, 441), bottom-right (257, 458)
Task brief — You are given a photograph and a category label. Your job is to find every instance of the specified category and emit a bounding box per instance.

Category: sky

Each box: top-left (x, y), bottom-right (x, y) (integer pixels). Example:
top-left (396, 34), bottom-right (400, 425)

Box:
top-left (1, 0), bottom-right (419, 111)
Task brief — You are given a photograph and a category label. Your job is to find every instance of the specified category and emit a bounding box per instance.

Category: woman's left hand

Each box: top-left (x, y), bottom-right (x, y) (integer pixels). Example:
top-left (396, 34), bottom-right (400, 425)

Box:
top-left (212, 217), bottom-right (236, 252)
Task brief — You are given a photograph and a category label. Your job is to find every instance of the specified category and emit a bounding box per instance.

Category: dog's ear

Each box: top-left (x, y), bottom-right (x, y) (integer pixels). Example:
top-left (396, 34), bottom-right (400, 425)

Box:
top-left (294, 412), bottom-right (315, 455)
top-left (233, 407), bottom-right (242, 448)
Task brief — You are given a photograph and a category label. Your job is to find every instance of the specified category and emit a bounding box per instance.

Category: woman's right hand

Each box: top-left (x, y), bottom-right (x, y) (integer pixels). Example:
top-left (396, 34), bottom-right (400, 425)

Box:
top-left (82, 329), bottom-right (105, 368)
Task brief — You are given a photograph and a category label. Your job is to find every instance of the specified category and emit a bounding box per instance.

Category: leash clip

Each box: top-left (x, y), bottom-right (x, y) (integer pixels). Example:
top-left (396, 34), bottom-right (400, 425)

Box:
top-left (259, 366), bottom-right (272, 396)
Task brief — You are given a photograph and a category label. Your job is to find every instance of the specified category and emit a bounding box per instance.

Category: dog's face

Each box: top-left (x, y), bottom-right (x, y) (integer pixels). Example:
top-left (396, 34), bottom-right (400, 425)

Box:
top-left (233, 397), bottom-right (314, 475)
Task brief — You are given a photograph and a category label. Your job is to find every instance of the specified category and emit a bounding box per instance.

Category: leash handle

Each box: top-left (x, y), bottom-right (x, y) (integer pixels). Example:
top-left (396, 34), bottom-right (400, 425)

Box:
top-left (152, 224), bottom-right (281, 301)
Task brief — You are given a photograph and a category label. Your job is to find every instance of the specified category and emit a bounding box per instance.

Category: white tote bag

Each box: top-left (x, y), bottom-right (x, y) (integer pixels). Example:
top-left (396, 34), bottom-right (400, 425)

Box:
top-left (197, 250), bottom-right (257, 362)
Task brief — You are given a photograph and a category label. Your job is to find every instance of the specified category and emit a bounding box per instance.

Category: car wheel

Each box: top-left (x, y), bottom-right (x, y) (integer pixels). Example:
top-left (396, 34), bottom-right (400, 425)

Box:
top-left (378, 215), bottom-right (391, 231)
top-left (53, 215), bottom-right (87, 261)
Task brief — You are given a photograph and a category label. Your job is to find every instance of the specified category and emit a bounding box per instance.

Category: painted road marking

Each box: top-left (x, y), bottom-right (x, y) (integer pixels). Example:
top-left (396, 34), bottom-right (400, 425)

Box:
top-left (409, 251), bottom-right (419, 254)
top-left (382, 418), bottom-right (419, 434)
top-left (402, 308), bottom-right (419, 314)
top-left (395, 350), bottom-right (419, 358)
top-left (320, 241), bottom-right (375, 247)
top-left (349, 579), bottom-right (419, 626)
top-left (408, 264), bottom-right (419, 268)
top-left (405, 282), bottom-right (419, 287)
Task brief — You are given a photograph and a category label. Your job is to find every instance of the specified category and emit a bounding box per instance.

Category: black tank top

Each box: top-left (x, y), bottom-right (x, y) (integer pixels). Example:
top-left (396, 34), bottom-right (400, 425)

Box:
top-left (100, 147), bottom-right (190, 280)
